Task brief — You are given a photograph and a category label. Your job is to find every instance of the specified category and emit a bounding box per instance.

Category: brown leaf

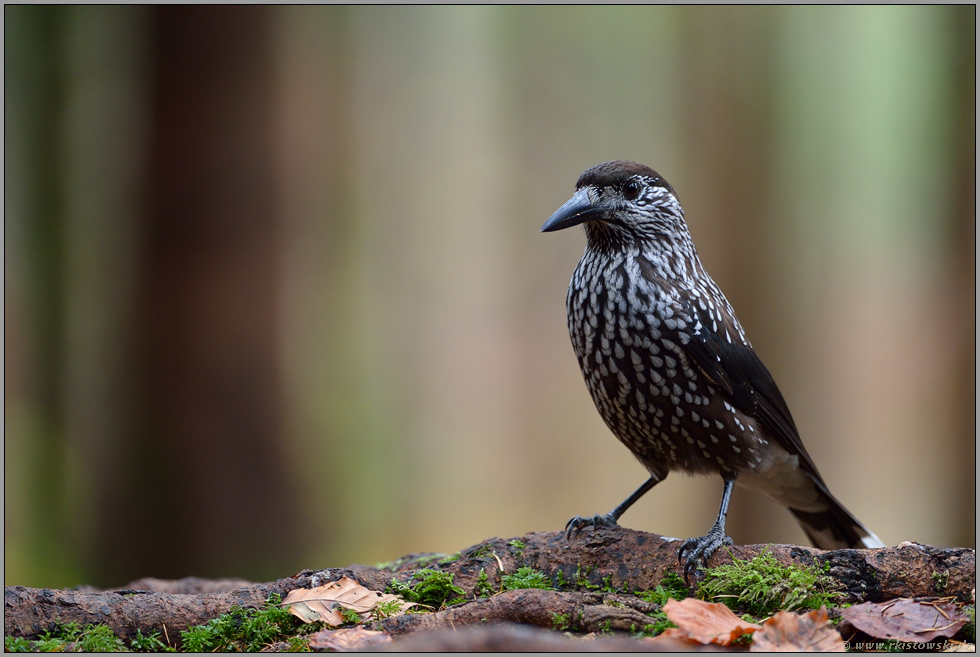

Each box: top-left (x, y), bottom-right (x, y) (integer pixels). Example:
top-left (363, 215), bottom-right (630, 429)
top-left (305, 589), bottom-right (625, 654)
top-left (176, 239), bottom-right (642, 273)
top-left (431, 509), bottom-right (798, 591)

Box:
top-left (663, 597), bottom-right (762, 646)
top-left (308, 627), bottom-right (392, 652)
top-left (841, 599), bottom-right (969, 643)
top-left (641, 627), bottom-right (703, 647)
top-left (750, 607), bottom-right (845, 652)
top-left (281, 576), bottom-right (414, 626)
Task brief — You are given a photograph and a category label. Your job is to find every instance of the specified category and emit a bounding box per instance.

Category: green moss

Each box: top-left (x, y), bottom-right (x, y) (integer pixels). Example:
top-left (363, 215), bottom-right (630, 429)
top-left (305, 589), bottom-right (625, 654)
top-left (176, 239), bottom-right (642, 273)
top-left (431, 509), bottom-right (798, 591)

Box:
top-left (372, 599), bottom-right (405, 620)
top-left (468, 544), bottom-right (494, 560)
top-left (574, 565), bottom-right (600, 590)
top-left (508, 539), bottom-right (526, 560)
top-left (336, 605), bottom-right (362, 626)
top-left (660, 571), bottom-right (690, 598)
top-left (6, 622), bottom-right (128, 653)
top-left (554, 569), bottom-right (567, 590)
top-left (181, 593), bottom-right (316, 652)
top-left (288, 635), bottom-right (312, 651)
top-left (474, 568), bottom-right (494, 598)
top-left (698, 549), bottom-right (839, 616)
top-left (501, 567), bottom-right (553, 591)
top-left (391, 569), bottom-right (466, 609)
top-left (130, 629), bottom-right (168, 652)
top-left (377, 551), bottom-right (460, 571)
top-left (6, 593), bottom-right (340, 653)
top-left (439, 552), bottom-right (461, 565)
top-left (964, 605), bottom-right (975, 642)
top-left (637, 571), bottom-right (690, 606)
top-left (36, 621), bottom-right (83, 652)
top-left (413, 553), bottom-right (448, 567)
top-left (75, 625), bottom-right (126, 652)
top-left (4, 637), bottom-right (34, 652)
top-left (551, 612), bottom-right (571, 631)
top-left (632, 622), bottom-right (667, 639)
top-left (931, 569), bottom-right (950, 593)
top-left (632, 571), bottom-right (691, 637)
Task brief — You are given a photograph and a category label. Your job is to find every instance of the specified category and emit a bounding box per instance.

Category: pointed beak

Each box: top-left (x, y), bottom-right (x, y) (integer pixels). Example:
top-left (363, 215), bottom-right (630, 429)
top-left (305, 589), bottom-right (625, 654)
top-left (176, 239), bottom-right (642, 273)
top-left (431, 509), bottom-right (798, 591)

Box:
top-left (540, 188), bottom-right (601, 233)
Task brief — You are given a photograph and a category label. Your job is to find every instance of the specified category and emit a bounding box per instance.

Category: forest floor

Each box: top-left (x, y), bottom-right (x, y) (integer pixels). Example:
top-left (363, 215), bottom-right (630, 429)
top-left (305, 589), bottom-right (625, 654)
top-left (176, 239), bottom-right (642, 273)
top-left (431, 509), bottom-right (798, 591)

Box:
top-left (4, 527), bottom-right (976, 652)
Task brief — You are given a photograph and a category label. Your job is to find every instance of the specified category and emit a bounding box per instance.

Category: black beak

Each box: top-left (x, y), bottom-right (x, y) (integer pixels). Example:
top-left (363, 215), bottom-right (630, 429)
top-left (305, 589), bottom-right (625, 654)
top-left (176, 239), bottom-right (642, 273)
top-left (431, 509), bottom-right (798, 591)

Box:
top-left (540, 188), bottom-right (600, 233)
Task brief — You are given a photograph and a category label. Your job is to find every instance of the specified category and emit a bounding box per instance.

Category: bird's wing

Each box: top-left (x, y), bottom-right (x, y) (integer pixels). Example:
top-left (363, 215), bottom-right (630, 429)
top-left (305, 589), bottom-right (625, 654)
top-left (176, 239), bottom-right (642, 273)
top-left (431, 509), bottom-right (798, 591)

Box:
top-left (637, 258), bottom-right (825, 483)
top-left (678, 295), bottom-right (824, 482)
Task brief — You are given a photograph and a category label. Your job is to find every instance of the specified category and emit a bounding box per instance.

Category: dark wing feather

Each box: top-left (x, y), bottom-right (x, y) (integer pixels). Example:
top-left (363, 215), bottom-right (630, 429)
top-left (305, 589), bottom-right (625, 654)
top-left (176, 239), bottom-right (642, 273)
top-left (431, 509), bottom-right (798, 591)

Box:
top-left (636, 259), bottom-right (824, 482)
top-left (680, 296), bottom-right (825, 483)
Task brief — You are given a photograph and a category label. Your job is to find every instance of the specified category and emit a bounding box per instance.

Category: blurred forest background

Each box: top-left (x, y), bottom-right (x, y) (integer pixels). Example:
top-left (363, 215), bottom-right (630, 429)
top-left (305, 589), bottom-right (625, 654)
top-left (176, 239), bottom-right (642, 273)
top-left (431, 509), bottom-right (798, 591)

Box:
top-left (5, 6), bottom-right (975, 589)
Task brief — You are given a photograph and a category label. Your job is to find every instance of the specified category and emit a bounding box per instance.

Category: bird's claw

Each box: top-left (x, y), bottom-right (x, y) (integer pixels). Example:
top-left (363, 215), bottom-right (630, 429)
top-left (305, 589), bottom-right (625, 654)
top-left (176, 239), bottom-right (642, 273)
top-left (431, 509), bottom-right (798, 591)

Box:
top-left (678, 531), bottom-right (733, 582)
top-left (565, 513), bottom-right (619, 539)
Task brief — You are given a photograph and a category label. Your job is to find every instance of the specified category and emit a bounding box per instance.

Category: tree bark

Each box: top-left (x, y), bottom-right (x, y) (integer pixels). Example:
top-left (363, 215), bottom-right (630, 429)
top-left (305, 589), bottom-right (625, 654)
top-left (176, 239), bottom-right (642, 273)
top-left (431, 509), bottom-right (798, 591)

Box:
top-left (5, 528), bottom-right (974, 647)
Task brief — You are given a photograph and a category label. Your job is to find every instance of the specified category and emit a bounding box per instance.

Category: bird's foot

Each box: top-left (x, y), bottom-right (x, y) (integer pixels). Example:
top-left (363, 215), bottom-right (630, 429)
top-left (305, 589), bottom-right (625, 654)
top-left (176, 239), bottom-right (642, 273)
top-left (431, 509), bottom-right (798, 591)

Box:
top-left (565, 513), bottom-right (619, 539)
top-left (678, 527), bottom-right (733, 582)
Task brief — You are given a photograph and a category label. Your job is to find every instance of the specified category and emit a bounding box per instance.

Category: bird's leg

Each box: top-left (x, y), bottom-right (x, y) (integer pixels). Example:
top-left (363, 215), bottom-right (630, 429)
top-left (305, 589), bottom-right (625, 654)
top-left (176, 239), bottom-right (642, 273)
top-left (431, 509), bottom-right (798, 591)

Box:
top-left (565, 475), bottom-right (661, 539)
top-left (678, 478), bottom-right (736, 581)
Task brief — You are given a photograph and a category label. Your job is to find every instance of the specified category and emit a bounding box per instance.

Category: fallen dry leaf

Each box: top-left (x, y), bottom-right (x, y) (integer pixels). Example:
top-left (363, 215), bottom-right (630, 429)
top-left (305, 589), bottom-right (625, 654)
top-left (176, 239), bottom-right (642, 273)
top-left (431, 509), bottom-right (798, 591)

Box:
top-left (640, 627), bottom-right (703, 647)
top-left (281, 576), bottom-right (414, 626)
top-left (308, 627), bottom-right (392, 652)
top-left (663, 597), bottom-right (762, 646)
top-left (841, 599), bottom-right (969, 643)
top-left (750, 607), bottom-right (845, 652)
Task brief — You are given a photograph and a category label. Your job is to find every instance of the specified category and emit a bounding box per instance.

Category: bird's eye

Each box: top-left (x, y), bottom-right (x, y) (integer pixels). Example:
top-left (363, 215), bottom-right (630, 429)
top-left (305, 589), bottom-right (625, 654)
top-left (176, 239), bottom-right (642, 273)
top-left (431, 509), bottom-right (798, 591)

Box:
top-left (623, 180), bottom-right (641, 200)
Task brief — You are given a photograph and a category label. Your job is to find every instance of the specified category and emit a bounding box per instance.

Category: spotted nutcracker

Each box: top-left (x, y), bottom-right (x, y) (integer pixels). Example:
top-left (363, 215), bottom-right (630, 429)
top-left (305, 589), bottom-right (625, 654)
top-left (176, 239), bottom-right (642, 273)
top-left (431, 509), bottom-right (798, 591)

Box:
top-left (541, 160), bottom-right (883, 577)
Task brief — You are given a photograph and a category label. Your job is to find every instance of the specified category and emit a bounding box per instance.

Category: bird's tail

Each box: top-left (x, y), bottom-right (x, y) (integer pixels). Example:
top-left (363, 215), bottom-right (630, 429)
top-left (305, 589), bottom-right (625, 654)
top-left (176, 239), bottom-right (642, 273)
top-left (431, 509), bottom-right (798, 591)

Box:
top-left (790, 491), bottom-right (884, 550)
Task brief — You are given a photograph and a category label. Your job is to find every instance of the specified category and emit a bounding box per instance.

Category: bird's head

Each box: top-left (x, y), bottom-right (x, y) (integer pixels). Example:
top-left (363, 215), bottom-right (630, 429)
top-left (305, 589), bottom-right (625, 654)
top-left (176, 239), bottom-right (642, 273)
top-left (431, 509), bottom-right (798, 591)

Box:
top-left (541, 160), bottom-right (690, 254)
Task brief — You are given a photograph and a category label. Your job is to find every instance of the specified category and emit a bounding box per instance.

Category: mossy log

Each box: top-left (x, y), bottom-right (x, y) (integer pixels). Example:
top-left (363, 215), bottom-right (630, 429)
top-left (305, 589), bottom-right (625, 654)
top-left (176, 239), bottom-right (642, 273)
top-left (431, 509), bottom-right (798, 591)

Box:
top-left (4, 527), bottom-right (974, 648)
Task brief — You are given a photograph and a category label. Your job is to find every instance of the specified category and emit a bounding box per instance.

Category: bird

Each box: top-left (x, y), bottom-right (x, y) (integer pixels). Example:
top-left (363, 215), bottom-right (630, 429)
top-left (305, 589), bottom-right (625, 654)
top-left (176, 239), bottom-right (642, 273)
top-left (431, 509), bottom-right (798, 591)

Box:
top-left (541, 160), bottom-right (883, 578)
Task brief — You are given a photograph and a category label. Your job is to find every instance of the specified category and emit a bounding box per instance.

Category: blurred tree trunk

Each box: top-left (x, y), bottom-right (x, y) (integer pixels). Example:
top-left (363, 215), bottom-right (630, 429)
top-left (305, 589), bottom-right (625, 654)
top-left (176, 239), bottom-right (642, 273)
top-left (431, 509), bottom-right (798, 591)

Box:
top-left (95, 6), bottom-right (301, 585)
top-left (676, 7), bottom-right (785, 546)
top-left (4, 5), bottom-right (74, 586)
top-left (947, 8), bottom-right (976, 548)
